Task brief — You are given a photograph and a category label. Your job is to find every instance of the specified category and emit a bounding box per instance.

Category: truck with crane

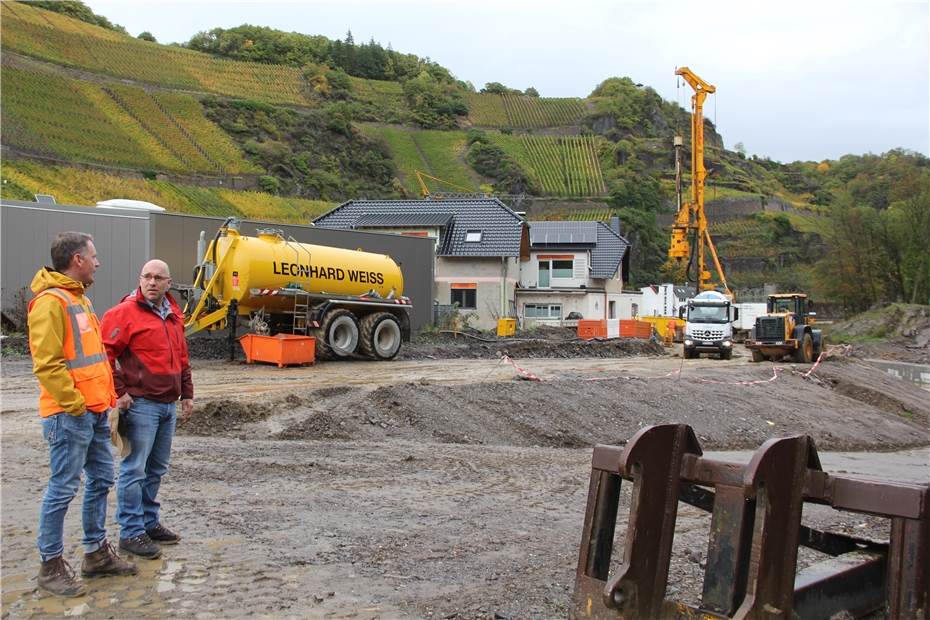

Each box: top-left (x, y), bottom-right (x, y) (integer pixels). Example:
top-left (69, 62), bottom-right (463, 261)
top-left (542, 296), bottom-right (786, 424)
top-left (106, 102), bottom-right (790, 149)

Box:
top-left (183, 218), bottom-right (412, 361)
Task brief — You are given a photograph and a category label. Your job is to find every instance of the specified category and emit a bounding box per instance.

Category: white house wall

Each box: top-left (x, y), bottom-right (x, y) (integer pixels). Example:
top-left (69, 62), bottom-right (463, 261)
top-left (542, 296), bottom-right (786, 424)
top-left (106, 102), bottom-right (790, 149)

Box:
top-left (638, 284), bottom-right (685, 317)
top-left (435, 256), bottom-right (520, 330)
top-left (617, 291), bottom-right (644, 319)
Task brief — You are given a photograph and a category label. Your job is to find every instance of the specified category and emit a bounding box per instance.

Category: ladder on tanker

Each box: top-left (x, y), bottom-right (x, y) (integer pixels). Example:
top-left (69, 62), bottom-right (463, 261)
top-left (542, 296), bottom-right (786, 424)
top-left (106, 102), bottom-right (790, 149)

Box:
top-left (290, 290), bottom-right (311, 335)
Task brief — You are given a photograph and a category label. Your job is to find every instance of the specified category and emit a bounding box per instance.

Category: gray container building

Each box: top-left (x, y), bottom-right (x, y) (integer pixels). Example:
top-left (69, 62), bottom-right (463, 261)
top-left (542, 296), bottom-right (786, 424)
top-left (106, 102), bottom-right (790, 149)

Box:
top-left (2, 199), bottom-right (434, 332)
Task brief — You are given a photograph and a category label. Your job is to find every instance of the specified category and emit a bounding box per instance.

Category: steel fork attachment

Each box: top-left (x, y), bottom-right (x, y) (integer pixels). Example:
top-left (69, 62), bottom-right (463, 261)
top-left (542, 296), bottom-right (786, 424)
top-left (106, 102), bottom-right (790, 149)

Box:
top-left (572, 424), bottom-right (929, 619)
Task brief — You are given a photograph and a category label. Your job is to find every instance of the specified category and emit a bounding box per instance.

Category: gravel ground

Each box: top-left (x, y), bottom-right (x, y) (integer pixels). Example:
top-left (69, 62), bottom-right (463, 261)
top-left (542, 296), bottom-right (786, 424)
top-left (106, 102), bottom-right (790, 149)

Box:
top-left (1, 337), bottom-right (928, 618)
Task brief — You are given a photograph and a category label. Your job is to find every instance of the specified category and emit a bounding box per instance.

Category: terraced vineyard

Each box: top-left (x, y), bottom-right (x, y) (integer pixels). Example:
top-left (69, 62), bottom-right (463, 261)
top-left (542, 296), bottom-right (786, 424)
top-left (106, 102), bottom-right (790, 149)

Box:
top-left (2, 67), bottom-right (184, 171)
top-left (361, 125), bottom-right (481, 196)
top-left (466, 93), bottom-right (586, 128)
top-left (1, 67), bottom-right (258, 174)
top-left (152, 92), bottom-right (261, 173)
top-left (1, 160), bottom-right (333, 222)
top-left (562, 208), bottom-right (614, 221)
top-left (465, 93), bottom-right (510, 127)
top-left (492, 134), bottom-right (606, 197)
top-left (502, 95), bottom-right (586, 128)
top-left (2, 2), bottom-right (389, 108)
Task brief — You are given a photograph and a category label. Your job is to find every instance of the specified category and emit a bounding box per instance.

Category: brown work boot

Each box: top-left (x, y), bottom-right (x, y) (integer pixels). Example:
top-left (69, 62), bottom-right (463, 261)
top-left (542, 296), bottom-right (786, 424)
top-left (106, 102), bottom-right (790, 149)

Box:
top-left (119, 533), bottom-right (162, 559)
top-left (82, 540), bottom-right (138, 577)
top-left (38, 556), bottom-right (86, 597)
top-left (146, 523), bottom-right (180, 545)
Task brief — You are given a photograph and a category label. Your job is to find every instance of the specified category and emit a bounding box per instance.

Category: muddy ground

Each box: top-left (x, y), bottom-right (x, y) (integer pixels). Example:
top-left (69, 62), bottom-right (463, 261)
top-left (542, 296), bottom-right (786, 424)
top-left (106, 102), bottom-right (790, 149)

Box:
top-left (2, 333), bottom-right (929, 618)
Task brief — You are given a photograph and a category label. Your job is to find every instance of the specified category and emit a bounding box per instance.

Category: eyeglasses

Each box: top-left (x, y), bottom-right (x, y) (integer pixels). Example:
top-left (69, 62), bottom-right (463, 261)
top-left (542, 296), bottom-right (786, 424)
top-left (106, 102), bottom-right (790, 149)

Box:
top-left (140, 274), bottom-right (170, 282)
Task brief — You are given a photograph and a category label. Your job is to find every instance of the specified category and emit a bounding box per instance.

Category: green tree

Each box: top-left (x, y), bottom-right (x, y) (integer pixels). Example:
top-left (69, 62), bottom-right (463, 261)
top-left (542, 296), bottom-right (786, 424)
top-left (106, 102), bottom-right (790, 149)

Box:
top-left (137, 31), bottom-right (157, 42)
top-left (607, 172), bottom-right (666, 285)
top-left (402, 71), bottom-right (467, 129)
top-left (815, 191), bottom-right (892, 310)
top-left (481, 82), bottom-right (520, 95)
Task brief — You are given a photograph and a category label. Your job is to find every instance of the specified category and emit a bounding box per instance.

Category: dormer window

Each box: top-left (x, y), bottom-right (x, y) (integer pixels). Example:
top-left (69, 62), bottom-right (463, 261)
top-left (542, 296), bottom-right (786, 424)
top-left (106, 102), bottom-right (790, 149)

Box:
top-left (465, 230), bottom-right (482, 243)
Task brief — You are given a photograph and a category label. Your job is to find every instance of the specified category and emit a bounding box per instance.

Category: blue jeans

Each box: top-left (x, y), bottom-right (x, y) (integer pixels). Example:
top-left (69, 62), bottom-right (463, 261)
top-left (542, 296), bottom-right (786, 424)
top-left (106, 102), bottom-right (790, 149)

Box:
top-left (117, 398), bottom-right (176, 539)
top-left (38, 411), bottom-right (113, 562)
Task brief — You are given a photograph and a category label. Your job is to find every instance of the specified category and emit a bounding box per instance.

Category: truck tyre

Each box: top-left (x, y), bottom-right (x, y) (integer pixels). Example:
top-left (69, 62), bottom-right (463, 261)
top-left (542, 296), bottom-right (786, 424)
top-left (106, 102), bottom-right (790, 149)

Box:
top-left (683, 347), bottom-right (695, 359)
top-left (359, 312), bottom-right (402, 360)
top-left (750, 349), bottom-right (764, 363)
top-left (721, 348), bottom-right (732, 360)
top-left (794, 332), bottom-right (814, 364)
top-left (316, 309), bottom-right (359, 359)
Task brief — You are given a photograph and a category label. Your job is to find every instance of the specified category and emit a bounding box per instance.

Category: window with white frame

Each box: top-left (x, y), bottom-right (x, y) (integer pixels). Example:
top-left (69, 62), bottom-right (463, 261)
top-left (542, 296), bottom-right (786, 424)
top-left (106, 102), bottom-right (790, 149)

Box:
top-left (524, 303), bottom-right (562, 319)
top-left (537, 257), bottom-right (573, 287)
top-left (465, 230), bottom-right (482, 242)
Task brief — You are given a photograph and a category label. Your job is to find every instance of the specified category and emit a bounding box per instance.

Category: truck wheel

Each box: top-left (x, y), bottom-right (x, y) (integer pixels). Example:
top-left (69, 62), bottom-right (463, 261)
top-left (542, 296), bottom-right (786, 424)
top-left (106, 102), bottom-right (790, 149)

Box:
top-left (316, 309), bottom-right (359, 359)
top-left (750, 349), bottom-right (764, 363)
top-left (683, 347), bottom-right (695, 359)
top-left (721, 348), bottom-right (732, 360)
top-left (794, 333), bottom-right (814, 364)
top-left (359, 312), bottom-right (402, 360)
top-left (813, 335), bottom-right (823, 359)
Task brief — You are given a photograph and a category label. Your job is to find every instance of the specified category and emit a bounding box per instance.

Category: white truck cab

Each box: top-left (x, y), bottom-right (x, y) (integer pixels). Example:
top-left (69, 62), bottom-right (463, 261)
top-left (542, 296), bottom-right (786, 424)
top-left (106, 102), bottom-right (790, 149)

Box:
top-left (683, 290), bottom-right (737, 360)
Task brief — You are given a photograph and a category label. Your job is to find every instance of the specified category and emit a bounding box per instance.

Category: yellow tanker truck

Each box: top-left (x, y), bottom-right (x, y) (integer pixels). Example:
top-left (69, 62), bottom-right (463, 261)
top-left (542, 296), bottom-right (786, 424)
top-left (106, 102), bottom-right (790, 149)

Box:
top-left (183, 218), bottom-right (411, 360)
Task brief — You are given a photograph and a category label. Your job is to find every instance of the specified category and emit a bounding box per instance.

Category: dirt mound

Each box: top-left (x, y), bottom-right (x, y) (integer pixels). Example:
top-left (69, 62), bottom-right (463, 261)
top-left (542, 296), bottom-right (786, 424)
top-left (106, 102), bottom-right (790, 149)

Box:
top-left (399, 329), bottom-right (666, 360)
top-left (829, 303), bottom-right (930, 340)
top-left (826, 304), bottom-right (930, 364)
top-left (179, 359), bottom-right (930, 451)
top-left (814, 357), bottom-right (930, 427)
top-left (183, 398), bottom-right (273, 434)
top-left (184, 327), bottom-right (667, 361)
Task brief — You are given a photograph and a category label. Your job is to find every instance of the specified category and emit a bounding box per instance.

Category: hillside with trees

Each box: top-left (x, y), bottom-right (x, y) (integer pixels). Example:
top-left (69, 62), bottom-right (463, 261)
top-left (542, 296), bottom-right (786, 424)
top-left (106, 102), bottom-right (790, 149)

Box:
top-left (1, 0), bottom-right (926, 308)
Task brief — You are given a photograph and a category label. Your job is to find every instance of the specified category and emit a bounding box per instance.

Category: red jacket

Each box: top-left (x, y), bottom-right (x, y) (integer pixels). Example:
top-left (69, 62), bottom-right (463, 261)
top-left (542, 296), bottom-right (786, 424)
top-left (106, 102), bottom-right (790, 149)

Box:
top-left (101, 289), bottom-right (193, 403)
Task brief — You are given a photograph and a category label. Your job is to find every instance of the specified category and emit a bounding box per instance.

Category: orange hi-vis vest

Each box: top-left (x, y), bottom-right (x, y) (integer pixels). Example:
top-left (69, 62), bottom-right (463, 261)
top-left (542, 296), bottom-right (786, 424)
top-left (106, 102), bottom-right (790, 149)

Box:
top-left (29, 287), bottom-right (115, 417)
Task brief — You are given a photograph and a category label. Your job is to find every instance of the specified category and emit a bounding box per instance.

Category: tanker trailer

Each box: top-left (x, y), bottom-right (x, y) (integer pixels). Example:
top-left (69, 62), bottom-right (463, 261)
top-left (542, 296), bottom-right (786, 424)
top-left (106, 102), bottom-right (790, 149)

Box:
top-left (183, 218), bottom-right (411, 360)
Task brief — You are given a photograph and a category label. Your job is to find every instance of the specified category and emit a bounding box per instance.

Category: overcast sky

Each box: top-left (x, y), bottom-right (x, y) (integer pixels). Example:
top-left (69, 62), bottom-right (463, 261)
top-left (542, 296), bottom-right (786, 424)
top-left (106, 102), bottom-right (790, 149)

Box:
top-left (85, 0), bottom-right (929, 163)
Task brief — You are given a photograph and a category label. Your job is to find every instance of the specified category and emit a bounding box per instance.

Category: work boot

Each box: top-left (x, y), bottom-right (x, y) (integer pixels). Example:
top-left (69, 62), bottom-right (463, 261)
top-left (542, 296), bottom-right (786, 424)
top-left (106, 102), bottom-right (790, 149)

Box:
top-left (119, 533), bottom-right (162, 559)
top-left (38, 556), bottom-right (86, 597)
top-left (146, 523), bottom-right (181, 545)
top-left (82, 540), bottom-right (138, 577)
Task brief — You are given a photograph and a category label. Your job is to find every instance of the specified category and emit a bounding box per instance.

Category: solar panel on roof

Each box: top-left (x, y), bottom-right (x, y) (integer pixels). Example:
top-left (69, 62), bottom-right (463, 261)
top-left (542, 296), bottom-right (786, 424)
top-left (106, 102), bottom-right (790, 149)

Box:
top-left (34, 194), bottom-right (57, 205)
top-left (529, 221), bottom-right (597, 245)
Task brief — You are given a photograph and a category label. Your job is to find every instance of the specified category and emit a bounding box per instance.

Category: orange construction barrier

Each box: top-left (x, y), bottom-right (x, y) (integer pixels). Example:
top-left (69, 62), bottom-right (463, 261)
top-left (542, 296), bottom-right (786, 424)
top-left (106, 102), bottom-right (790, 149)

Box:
top-left (239, 333), bottom-right (316, 367)
top-left (577, 319), bottom-right (607, 340)
top-left (619, 319), bottom-right (652, 339)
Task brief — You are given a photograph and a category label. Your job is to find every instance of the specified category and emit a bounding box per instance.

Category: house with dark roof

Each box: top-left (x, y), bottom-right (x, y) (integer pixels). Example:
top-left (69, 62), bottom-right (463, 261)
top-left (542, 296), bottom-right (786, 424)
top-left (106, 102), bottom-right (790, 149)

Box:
top-left (314, 198), bottom-right (529, 329)
top-left (517, 219), bottom-right (631, 323)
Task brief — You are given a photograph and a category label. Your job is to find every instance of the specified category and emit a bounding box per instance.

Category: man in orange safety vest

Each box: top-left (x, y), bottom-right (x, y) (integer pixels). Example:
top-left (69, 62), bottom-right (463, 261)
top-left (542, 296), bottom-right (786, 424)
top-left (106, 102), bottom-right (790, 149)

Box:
top-left (28, 231), bottom-right (137, 597)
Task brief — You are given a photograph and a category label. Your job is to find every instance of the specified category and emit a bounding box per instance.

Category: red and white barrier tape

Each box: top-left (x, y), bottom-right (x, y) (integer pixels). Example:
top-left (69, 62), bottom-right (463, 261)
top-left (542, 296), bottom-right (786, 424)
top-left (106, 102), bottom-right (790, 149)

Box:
top-left (801, 344), bottom-right (852, 377)
top-left (500, 354), bottom-right (540, 381)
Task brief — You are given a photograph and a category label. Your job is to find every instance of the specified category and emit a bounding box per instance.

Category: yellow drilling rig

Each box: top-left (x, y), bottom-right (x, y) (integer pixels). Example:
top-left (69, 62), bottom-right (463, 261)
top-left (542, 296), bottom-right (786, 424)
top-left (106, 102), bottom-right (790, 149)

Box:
top-left (667, 67), bottom-right (731, 298)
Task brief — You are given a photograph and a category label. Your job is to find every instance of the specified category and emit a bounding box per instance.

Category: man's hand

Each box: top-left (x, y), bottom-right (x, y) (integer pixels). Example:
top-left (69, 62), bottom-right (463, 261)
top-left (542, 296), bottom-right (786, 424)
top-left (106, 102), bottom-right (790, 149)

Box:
top-left (179, 399), bottom-right (194, 423)
top-left (117, 393), bottom-right (133, 411)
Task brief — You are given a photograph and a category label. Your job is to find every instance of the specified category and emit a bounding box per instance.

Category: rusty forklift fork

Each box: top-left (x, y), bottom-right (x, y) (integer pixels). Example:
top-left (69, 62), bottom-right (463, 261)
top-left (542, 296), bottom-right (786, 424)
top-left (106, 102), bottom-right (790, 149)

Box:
top-left (572, 424), bottom-right (929, 619)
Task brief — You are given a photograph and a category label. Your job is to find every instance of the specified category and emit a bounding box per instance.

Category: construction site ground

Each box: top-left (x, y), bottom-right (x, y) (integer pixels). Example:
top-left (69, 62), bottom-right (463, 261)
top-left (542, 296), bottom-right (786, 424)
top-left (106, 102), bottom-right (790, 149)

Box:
top-left (2, 329), bottom-right (928, 618)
